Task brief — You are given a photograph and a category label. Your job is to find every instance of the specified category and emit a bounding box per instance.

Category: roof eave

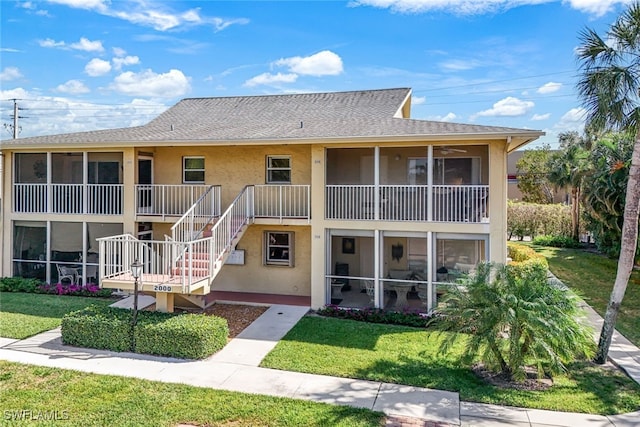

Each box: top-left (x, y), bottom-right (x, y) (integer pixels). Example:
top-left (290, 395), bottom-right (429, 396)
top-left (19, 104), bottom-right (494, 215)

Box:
top-left (0, 130), bottom-right (545, 150)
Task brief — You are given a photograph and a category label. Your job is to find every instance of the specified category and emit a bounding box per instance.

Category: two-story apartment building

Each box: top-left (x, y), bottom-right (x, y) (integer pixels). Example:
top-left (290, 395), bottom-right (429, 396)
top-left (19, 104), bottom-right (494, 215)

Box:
top-left (0, 88), bottom-right (543, 313)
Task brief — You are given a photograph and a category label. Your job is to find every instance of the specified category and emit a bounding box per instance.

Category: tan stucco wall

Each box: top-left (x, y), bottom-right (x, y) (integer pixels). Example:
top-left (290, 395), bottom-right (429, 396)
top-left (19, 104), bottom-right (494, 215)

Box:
top-left (152, 145), bottom-right (311, 205)
top-left (213, 224), bottom-right (311, 296)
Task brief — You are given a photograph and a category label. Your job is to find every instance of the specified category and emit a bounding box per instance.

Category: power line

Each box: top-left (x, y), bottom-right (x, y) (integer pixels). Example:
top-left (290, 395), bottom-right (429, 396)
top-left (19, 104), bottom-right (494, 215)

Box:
top-left (3, 99), bottom-right (28, 139)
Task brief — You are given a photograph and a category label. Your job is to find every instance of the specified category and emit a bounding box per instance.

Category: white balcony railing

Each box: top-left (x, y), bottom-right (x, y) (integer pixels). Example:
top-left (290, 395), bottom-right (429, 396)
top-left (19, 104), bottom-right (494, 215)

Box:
top-left (14, 183), bottom-right (123, 215)
top-left (135, 184), bottom-right (219, 218)
top-left (254, 184), bottom-right (310, 221)
top-left (326, 184), bottom-right (489, 223)
top-left (98, 233), bottom-right (207, 293)
top-left (170, 185), bottom-right (222, 242)
top-left (100, 186), bottom-right (255, 293)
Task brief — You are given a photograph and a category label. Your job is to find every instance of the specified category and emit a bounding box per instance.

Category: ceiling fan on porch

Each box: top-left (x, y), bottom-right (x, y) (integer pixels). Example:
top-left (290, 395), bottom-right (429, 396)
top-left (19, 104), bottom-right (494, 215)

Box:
top-left (437, 146), bottom-right (467, 155)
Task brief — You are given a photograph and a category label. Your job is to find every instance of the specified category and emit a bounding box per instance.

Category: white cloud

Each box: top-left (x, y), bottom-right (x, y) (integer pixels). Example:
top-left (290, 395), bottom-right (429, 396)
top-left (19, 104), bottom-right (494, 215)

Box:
top-left (38, 37), bottom-right (104, 52)
top-left (273, 51), bottom-right (344, 76)
top-left (0, 67), bottom-right (23, 81)
top-left (244, 72), bottom-right (298, 87)
top-left (113, 55), bottom-right (140, 70)
top-left (350, 0), bottom-right (629, 17)
top-left (474, 96), bottom-right (535, 117)
top-left (39, 38), bottom-right (65, 48)
top-left (113, 47), bottom-right (127, 57)
top-left (532, 113), bottom-right (551, 120)
top-left (46, 0), bottom-right (109, 12)
top-left (439, 59), bottom-right (482, 71)
top-left (428, 112), bottom-right (458, 122)
top-left (563, 0), bottom-right (631, 17)
top-left (537, 82), bottom-right (562, 94)
top-left (554, 107), bottom-right (587, 131)
top-left (412, 96), bottom-right (426, 105)
top-left (47, 0), bottom-right (248, 32)
top-left (85, 58), bottom-right (112, 77)
top-left (0, 88), bottom-right (169, 138)
top-left (70, 37), bottom-right (104, 52)
top-left (349, 0), bottom-right (554, 15)
top-left (55, 79), bottom-right (90, 94)
top-left (110, 69), bottom-right (191, 98)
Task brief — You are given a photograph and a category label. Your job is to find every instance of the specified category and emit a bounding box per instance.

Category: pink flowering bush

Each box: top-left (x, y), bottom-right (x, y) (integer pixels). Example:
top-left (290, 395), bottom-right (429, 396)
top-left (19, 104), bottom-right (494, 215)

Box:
top-left (38, 282), bottom-right (112, 297)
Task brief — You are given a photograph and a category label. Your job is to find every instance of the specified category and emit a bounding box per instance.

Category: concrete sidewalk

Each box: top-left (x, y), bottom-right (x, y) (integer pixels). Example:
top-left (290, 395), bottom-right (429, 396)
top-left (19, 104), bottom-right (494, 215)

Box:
top-left (1, 303), bottom-right (639, 426)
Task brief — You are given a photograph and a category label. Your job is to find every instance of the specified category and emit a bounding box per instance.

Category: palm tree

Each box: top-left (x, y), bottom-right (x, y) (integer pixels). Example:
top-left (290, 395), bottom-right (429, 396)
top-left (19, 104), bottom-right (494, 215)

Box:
top-left (434, 262), bottom-right (594, 381)
top-left (547, 132), bottom-right (590, 241)
top-left (576, 2), bottom-right (640, 363)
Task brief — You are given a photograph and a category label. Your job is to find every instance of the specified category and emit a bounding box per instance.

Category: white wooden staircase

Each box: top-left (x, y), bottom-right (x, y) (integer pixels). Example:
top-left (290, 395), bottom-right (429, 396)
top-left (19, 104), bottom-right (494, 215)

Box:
top-left (99, 186), bottom-right (255, 303)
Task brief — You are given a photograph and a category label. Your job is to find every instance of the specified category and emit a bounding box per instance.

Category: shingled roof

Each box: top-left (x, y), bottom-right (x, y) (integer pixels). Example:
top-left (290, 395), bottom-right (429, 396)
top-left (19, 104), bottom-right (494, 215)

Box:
top-left (0, 88), bottom-right (543, 150)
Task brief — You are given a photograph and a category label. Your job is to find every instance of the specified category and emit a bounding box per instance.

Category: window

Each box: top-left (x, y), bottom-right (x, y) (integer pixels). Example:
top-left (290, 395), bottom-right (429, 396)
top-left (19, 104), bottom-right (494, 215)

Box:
top-left (183, 156), bottom-right (205, 183)
top-left (408, 157), bottom-right (427, 185)
top-left (266, 156), bottom-right (291, 184)
top-left (265, 231), bottom-right (294, 266)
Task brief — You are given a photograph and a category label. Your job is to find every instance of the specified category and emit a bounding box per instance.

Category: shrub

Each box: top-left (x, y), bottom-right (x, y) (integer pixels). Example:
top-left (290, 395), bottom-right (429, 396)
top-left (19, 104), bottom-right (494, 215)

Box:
top-left (507, 202), bottom-right (575, 240)
top-left (61, 306), bottom-right (229, 359)
top-left (317, 305), bottom-right (429, 328)
top-left (0, 276), bottom-right (112, 297)
top-left (532, 234), bottom-right (584, 248)
top-left (135, 313), bottom-right (229, 359)
top-left (61, 306), bottom-right (131, 352)
top-left (38, 282), bottom-right (113, 297)
top-left (0, 277), bottom-right (41, 293)
top-left (507, 242), bottom-right (549, 270)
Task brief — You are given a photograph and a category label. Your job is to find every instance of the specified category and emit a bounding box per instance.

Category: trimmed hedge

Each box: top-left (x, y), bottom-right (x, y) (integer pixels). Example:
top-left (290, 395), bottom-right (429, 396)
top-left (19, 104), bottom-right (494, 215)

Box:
top-left (507, 201), bottom-right (575, 240)
top-left (62, 306), bottom-right (131, 352)
top-left (135, 313), bottom-right (229, 359)
top-left (316, 305), bottom-right (429, 328)
top-left (507, 242), bottom-right (548, 270)
top-left (61, 306), bottom-right (229, 359)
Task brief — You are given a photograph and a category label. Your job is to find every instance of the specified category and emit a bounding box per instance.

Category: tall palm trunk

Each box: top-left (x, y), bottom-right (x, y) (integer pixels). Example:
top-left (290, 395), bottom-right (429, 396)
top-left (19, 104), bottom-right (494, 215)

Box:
top-left (595, 128), bottom-right (640, 363)
top-left (571, 186), bottom-right (579, 241)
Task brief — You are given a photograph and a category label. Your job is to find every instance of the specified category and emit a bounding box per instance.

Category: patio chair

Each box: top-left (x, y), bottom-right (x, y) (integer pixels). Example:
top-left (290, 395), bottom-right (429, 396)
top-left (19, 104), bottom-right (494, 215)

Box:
top-left (56, 264), bottom-right (77, 285)
top-left (83, 265), bottom-right (98, 286)
top-left (364, 280), bottom-right (375, 303)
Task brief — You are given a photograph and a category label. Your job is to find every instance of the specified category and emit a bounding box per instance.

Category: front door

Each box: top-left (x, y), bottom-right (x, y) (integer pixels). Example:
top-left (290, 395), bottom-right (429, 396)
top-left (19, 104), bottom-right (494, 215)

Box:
top-left (137, 156), bottom-right (153, 213)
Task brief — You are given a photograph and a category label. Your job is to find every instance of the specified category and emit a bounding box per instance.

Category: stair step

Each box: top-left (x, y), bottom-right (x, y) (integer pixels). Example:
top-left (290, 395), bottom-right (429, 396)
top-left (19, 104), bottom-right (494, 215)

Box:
top-left (172, 267), bottom-right (209, 276)
top-left (187, 252), bottom-right (210, 260)
top-left (176, 260), bottom-right (209, 268)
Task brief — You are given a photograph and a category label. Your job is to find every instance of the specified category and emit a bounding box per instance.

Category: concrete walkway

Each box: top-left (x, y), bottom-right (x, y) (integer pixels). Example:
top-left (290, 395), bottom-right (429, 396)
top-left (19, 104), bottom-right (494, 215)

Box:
top-left (1, 303), bottom-right (639, 426)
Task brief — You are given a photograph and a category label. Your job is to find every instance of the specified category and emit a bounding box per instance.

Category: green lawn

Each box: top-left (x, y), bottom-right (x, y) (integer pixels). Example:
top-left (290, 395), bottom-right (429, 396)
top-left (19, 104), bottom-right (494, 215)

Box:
top-left (261, 316), bottom-right (640, 415)
top-left (525, 244), bottom-right (640, 347)
top-left (0, 292), bottom-right (114, 339)
top-left (0, 361), bottom-right (381, 427)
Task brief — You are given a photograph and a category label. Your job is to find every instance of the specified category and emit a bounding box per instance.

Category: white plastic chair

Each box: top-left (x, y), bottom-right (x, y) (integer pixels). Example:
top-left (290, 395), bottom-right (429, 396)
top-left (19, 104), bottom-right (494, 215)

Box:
top-left (57, 265), bottom-right (77, 285)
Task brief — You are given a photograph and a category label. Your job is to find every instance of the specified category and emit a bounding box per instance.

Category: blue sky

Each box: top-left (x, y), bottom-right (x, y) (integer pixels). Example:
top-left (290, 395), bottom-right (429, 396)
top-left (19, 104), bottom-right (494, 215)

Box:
top-left (0, 0), bottom-right (634, 147)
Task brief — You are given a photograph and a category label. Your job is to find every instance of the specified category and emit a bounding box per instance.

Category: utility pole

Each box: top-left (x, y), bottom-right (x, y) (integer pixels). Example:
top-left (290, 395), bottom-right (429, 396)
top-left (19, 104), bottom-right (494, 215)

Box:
top-left (4, 99), bottom-right (26, 139)
top-left (13, 100), bottom-right (18, 139)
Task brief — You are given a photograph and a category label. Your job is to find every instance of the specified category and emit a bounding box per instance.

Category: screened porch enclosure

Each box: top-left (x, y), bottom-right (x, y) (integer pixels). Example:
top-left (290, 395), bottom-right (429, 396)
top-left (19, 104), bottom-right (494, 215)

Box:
top-left (326, 233), bottom-right (487, 313)
top-left (13, 152), bottom-right (124, 215)
top-left (325, 145), bottom-right (489, 222)
top-left (12, 220), bottom-right (123, 285)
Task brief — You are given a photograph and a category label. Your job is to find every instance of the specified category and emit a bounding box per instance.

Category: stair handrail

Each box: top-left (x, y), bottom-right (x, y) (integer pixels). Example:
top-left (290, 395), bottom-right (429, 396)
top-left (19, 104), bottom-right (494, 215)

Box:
top-left (205, 185), bottom-right (254, 278)
top-left (171, 185), bottom-right (219, 242)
